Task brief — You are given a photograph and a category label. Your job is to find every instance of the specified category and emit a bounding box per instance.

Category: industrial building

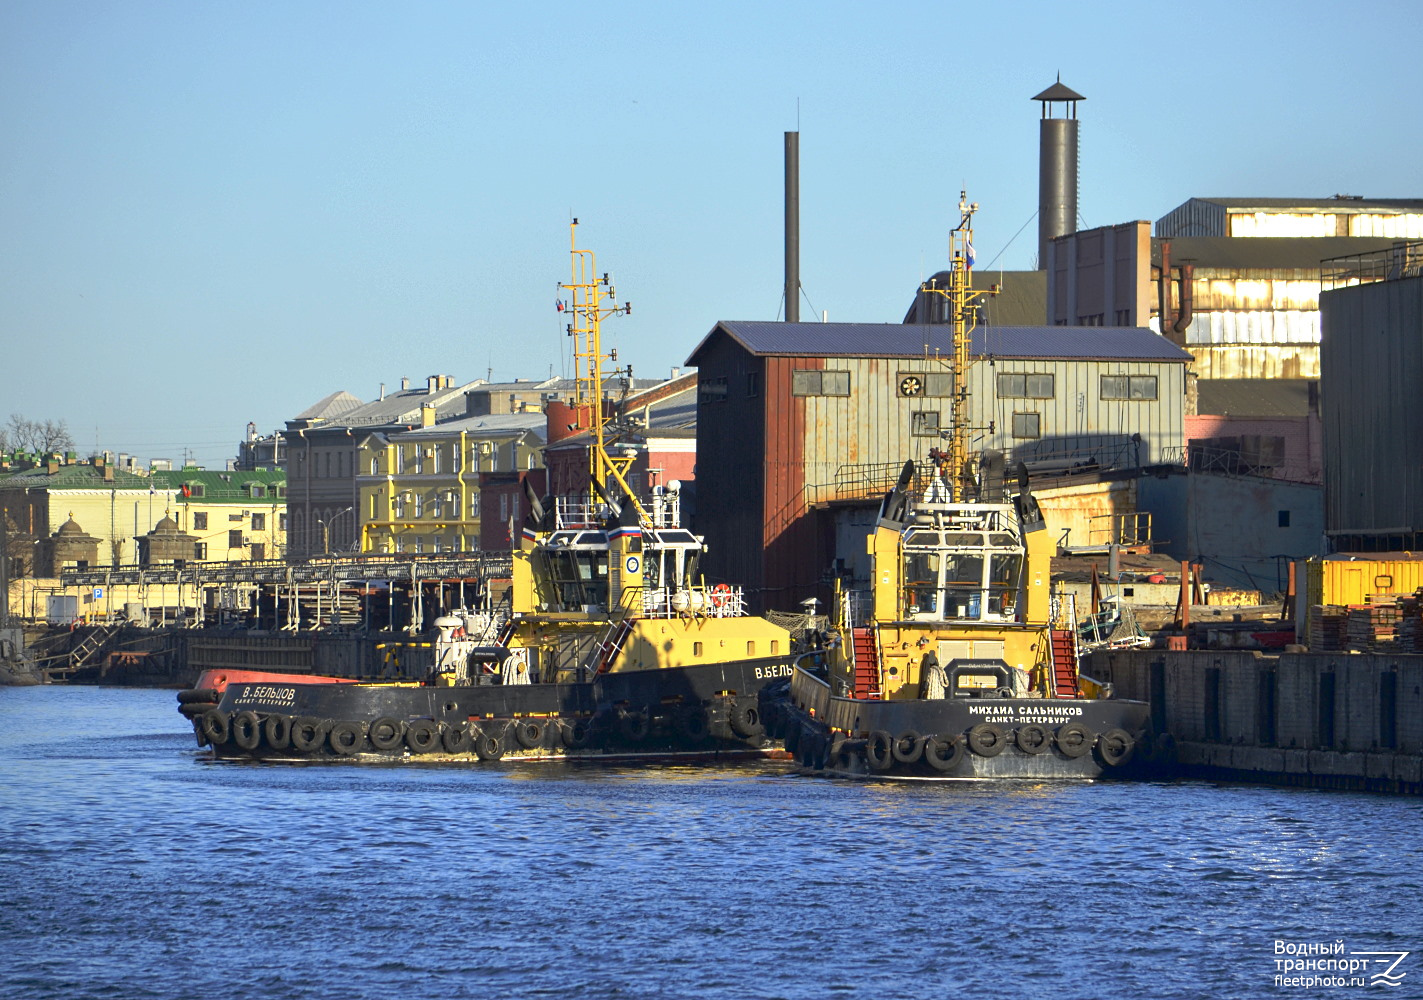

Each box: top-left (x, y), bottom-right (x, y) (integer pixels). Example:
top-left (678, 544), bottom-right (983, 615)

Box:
top-left (686, 320), bottom-right (1190, 609)
top-left (1319, 240), bottom-right (1423, 550)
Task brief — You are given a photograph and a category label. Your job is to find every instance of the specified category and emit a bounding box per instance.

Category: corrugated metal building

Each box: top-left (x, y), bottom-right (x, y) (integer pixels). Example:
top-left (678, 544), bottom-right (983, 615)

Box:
top-left (685, 321), bottom-right (1190, 609)
top-left (1157, 197), bottom-right (1423, 241)
top-left (1319, 242), bottom-right (1423, 549)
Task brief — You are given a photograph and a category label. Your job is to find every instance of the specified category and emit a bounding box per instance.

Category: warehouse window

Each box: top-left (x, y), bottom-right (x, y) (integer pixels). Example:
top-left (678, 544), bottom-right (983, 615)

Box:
top-left (1101, 375), bottom-right (1158, 400)
top-left (1011, 413), bottom-right (1040, 439)
top-left (996, 373), bottom-right (1055, 399)
top-left (791, 370), bottom-right (850, 396)
top-left (911, 412), bottom-right (941, 436)
top-left (698, 377), bottom-right (728, 404)
top-left (746, 372), bottom-right (760, 398)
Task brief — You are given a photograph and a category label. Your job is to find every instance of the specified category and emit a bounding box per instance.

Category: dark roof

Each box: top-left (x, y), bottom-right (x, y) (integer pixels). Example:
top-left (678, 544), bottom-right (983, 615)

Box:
top-left (903, 270), bottom-right (1046, 327)
top-left (688, 322), bottom-right (1193, 365)
top-left (1195, 378), bottom-right (1316, 417)
top-left (1157, 236), bottom-right (1400, 271)
top-left (1032, 81), bottom-right (1084, 102)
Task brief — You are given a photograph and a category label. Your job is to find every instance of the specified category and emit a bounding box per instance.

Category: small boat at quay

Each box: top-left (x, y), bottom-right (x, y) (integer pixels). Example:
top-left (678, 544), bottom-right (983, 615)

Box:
top-left (178, 222), bottom-right (808, 763)
top-left (763, 196), bottom-right (1150, 779)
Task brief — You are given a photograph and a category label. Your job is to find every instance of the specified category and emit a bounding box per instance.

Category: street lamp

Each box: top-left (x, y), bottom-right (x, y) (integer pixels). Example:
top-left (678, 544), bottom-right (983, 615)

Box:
top-left (317, 506), bottom-right (354, 556)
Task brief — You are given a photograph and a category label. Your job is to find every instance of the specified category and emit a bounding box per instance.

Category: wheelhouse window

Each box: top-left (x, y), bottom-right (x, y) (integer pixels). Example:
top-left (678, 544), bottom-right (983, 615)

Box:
top-left (996, 373), bottom-right (1055, 398)
top-left (791, 370), bottom-right (851, 396)
top-left (1101, 374), bottom-right (1158, 400)
top-left (903, 530), bottom-right (1024, 623)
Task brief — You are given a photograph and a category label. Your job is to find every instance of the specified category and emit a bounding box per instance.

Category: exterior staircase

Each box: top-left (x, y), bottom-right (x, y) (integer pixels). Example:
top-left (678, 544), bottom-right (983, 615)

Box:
top-left (1049, 629), bottom-right (1081, 698)
top-left (593, 619), bottom-right (634, 674)
top-left (850, 627), bottom-right (882, 699)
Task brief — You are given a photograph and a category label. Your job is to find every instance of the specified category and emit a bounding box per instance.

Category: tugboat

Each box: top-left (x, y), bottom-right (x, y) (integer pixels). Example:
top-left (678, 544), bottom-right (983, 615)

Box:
top-left (764, 195), bottom-right (1149, 779)
top-left (179, 222), bottom-right (804, 762)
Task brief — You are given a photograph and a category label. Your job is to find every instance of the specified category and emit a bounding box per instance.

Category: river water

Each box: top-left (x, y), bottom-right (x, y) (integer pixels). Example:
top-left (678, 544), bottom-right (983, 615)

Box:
top-left (1, 686), bottom-right (1419, 1000)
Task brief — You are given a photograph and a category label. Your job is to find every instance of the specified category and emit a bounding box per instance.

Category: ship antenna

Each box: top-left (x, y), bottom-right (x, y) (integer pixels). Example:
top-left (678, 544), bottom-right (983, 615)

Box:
top-left (560, 220), bottom-right (644, 519)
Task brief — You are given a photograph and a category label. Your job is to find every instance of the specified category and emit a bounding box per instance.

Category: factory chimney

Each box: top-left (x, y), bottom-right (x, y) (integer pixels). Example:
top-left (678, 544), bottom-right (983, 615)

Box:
top-left (784, 131), bottom-right (799, 322)
top-left (1033, 77), bottom-right (1084, 270)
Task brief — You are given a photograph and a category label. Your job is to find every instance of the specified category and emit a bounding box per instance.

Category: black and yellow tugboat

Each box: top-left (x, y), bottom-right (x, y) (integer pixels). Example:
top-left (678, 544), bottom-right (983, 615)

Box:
top-left (764, 196), bottom-right (1149, 779)
top-left (180, 222), bottom-right (802, 763)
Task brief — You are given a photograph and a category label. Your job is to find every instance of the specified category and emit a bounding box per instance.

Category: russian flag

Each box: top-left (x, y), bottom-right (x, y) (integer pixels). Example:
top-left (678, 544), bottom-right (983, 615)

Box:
top-left (965, 239), bottom-right (976, 269)
top-left (555, 299), bottom-right (565, 312)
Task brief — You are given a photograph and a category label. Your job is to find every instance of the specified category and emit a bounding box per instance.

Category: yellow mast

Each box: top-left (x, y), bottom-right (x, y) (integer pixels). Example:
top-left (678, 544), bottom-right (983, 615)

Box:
top-left (560, 219), bottom-right (644, 516)
top-left (919, 192), bottom-right (999, 501)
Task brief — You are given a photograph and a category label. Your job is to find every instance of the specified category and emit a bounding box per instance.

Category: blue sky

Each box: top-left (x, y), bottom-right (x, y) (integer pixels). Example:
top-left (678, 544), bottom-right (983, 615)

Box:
top-left (3, 0), bottom-right (1420, 469)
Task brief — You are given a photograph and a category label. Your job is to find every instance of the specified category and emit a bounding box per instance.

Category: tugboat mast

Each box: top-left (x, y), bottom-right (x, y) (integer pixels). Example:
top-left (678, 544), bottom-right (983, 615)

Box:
top-left (920, 192), bottom-right (998, 501)
top-left (561, 219), bottom-right (642, 515)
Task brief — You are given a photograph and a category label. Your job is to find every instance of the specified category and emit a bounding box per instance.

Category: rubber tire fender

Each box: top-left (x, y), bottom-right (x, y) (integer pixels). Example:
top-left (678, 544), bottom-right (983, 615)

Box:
top-left (290, 717), bottom-right (328, 753)
top-left (473, 728), bottom-right (505, 761)
top-left (782, 717), bottom-right (802, 753)
top-left (231, 711), bottom-right (262, 752)
top-left (892, 730), bottom-right (924, 764)
top-left (1056, 721), bottom-right (1095, 758)
top-left (1095, 727), bottom-right (1135, 767)
top-left (263, 713), bottom-right (293, 751)
top-left (364, 717), bottom-right (404, 751)
top-left (327, 721), bottom-right (364, 756)
top-left (923, 734), bottom-right (966, 772)
top-left (1015, 724), bottom-right (1051, 755)
top-left (618, 710), bottom-right (650, 742)
top-left (179, 701), bottom-right (218, 719)
top-left (967, 723), bottom-right (1007, 758)
top-left (404, 719), bottom-right (440, 754)
top-left (513, 720), bottom-right (544, 750)
top-left (729, 703), bottom-right (763, 738)
top-left (199, 709), bottom-right (230, 746)
top-left (560, 719), bottom-right (590, 749)
top-left (865, 730), bottom-right (895, 771)
top-left (442, 722), bottom-right (473, 754)
top-left (178, 688), bottom-right (220, 705)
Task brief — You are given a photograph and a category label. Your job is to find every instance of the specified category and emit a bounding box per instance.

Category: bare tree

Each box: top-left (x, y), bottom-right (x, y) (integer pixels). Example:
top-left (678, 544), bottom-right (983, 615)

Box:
top-left (5, 414), bottom-right (75, 454)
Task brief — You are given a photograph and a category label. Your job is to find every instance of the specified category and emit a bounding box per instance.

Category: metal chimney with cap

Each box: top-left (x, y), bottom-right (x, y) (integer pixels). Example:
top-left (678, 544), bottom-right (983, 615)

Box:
top-left (1033, 77), bottom-right (1084, 269)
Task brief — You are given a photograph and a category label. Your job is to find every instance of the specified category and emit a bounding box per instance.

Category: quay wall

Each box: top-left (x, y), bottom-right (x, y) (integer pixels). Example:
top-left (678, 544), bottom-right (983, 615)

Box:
top-left (1084, 648), bottom-right (1423, 793)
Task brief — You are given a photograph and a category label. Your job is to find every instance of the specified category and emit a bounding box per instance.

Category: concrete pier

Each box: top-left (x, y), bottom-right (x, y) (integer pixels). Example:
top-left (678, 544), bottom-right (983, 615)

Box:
top-left (1086, 648), bottom-right (1423, 793)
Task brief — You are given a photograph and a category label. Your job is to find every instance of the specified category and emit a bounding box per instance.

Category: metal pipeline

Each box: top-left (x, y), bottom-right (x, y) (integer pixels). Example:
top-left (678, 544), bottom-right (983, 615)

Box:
top-left (1172, 263), bottom-right (1194, 336)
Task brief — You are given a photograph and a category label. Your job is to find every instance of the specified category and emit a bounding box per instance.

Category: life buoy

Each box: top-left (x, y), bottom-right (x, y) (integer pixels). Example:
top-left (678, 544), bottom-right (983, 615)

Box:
top-left (367, 716), bottom-right (405, 751)
top-left (1055, 722), bottom-right (1095, 758)
top-left (405, 719), bottom-right (440, 753)
top-left (473, 728), bottom-right (504, 761)
top-left (708, 584), bottom-right (733, 611)
top-left (1015, 724), bottom-right (1051, 755)
top-left (967, 723), bottom-right (1007, 757)
top-left (1095, 728), bottom-right (1135, 767)
top-left (865, 730), bottom-right (895, 771)
top-left (232, 711), bottom-right (262, 751)
top-left (513, 720), bottom-right (544, 750)
top-left (923, 734), bottom-right (965, 771)
top-left (892, 730), bottom-right (924, 764)
top-left (290, 717), bottom-right (327, 752)
top-left (199, 709), bottom-right (230, 745)
top-left (263, 714), bottom-right (292, 751)
top-left (729, 703), bottom-right (763, 738)
top-left (327, 721), bottom-right (364, 755)
top-left (442, 722), bottom-right (473, 754)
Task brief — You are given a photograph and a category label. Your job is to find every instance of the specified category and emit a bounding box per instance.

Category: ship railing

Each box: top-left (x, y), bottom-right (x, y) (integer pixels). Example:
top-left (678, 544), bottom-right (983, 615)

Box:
top-left (552, 491), bottom-right (683, 530)
top-left (636, 585), bottom-right (748, 619)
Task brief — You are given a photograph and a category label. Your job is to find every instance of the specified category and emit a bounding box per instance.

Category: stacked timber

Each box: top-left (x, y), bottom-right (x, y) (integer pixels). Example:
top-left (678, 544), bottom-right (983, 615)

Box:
top-left (1397, 591), bottom-right (1423, 653)
top-left (1346, 603), bottom-right (1399, 652)
top-left (1308, 605), bottom-right (1349, 652)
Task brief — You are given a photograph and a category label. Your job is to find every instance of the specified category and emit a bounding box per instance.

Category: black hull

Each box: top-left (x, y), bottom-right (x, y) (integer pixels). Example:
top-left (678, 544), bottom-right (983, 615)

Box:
top-left (187, 655), bottom-right (797, 762)
top-left (767, 668), bottom-right (1153, 780)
